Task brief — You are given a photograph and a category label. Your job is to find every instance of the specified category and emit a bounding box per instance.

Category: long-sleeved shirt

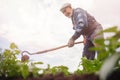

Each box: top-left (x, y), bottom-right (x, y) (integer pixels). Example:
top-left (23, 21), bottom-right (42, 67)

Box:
top-left (71, 8), bottom-right (101, 40)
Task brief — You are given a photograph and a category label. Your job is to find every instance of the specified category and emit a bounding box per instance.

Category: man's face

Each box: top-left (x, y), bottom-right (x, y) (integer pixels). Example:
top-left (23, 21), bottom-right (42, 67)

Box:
top-left (62, 7), bottom-right (72, 18)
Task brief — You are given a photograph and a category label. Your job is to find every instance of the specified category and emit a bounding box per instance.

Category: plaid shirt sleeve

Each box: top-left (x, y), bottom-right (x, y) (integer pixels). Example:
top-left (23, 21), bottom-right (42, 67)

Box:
top-left (75, 10), bottom-right (88, 33)
top-left (71, 8), bottom-right (88, 40)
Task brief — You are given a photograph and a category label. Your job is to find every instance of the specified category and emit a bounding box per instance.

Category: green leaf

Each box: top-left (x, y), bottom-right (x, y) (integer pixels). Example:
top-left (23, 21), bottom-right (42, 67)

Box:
top-left (32, 67), bottom-right (40, 77)
top-left (15, 50), bottom-right (20, 54)
top-left (100, 26), bottom-right (118, 33)
top-left (4, 49), bottom-right (11, 57)
top-left (20, 64), bottom-right (29, 79)
top-left (33, 62), bottom-right (43, 64)
top-left (10, 43), bottom-right (18, 49)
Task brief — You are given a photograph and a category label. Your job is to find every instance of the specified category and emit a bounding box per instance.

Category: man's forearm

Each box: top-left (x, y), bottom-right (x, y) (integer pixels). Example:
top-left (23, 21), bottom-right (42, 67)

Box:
top-left (71, 32), bottom-right (81, 40)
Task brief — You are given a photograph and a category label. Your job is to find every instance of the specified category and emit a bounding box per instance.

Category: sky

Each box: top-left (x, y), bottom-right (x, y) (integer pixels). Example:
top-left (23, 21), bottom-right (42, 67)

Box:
top-left (0, 0), bottom-right (120, 72)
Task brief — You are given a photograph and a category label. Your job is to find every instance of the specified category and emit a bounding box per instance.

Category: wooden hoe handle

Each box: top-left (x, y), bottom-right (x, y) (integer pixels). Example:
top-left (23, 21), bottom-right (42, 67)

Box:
top-left (21, 41), bottom-right (83, 56)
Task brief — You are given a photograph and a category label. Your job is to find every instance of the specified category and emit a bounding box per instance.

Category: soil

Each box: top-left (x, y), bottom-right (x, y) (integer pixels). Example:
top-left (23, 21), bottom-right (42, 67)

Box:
top-left (0, 72), bottom-right (99, 80)
top-left (0, 69), bottom-right (120, 80)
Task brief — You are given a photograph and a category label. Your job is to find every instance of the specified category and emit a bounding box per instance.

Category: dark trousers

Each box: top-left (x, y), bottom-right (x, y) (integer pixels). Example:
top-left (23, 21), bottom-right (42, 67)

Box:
top-left (82, 39), bottom-right (95, 60)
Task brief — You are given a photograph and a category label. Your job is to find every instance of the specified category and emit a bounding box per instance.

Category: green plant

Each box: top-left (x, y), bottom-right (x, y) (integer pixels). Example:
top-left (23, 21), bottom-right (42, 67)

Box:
top-left (30, 61), bottom-right (44, 77)
top-left (0, 43), bottom-right (44, 79)
top-left (0, 43), bottom-right (22, 77)
top-left (42, 64), bottom-right (70, 76)
top-left (75, 26), bottom-right (120, 74)
top-left (94, 26), bottom-right (120, 61)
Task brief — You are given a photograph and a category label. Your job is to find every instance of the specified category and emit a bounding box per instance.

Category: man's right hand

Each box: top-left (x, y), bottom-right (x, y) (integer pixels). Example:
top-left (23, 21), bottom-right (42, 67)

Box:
top-left (68, 38), bottom-right (75, 47)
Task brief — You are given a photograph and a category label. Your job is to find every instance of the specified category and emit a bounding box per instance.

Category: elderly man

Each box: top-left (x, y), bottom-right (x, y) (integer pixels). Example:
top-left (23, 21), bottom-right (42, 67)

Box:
top-left (60, 3), bottom-right (103, 60)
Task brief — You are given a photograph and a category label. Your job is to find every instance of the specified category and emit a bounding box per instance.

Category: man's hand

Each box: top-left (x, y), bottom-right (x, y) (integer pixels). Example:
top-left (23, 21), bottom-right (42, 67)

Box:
top-left (68, 38), bottom-right (75, 47)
